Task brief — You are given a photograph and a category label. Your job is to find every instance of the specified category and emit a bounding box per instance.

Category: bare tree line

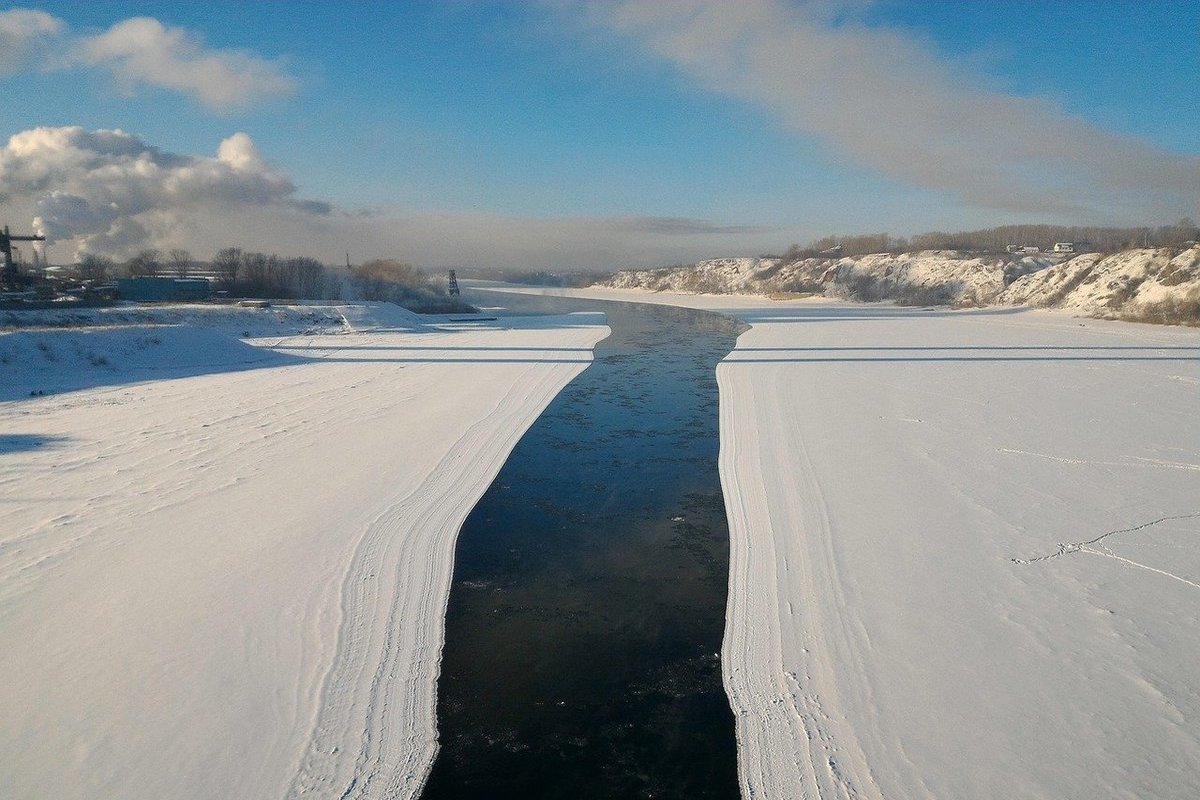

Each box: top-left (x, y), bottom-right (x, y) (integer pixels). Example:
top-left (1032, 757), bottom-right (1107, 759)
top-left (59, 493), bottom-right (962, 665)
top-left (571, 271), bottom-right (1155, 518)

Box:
top-left (73, 248), bottom-right (330, 299)
top-left (776, 219), bottom-right (1199, 259)
top-left (70, 248), bottom-right (472, 312)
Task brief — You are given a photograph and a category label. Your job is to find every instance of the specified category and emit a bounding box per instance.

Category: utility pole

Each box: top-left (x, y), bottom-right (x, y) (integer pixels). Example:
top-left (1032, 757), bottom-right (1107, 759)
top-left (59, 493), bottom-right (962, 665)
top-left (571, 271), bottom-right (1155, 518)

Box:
top-left (1, 225), bottom-right (46, 291)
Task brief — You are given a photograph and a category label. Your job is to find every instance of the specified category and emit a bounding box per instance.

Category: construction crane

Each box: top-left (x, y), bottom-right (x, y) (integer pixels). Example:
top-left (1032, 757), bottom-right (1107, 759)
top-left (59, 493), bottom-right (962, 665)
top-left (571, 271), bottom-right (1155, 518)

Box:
top-left (1, 225), bottom-right (46, 291)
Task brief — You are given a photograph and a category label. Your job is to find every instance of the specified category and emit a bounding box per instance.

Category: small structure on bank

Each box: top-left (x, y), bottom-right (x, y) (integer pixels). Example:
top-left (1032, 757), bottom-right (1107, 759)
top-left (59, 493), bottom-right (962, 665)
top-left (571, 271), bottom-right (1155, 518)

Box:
top-left (117, 277), bottom-right (211, 302)
top-left (1, 225), bottom-right (46, 291)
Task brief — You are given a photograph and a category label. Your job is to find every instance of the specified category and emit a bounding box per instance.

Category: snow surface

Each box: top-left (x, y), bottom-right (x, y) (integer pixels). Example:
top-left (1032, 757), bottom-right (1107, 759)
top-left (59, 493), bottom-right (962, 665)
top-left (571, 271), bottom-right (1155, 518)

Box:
top-left (0, 302), bottom-right (608, 800)
top-left (483, 285), bottom-right (1200, 799)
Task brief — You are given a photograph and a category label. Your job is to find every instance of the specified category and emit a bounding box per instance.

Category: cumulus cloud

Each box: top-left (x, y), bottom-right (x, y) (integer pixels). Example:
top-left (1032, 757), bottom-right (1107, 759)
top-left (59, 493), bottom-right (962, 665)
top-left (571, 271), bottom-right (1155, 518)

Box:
top-left (586, 0), bottom-right (1200, 222)
top-left (0, 125), bottom-right (759, 268)
top-left (0, 9), bottom-right (295, 111)
top-left (0, 126), bottom-right (326, 256)
top-left (77, 17), bottom-right (297, 111)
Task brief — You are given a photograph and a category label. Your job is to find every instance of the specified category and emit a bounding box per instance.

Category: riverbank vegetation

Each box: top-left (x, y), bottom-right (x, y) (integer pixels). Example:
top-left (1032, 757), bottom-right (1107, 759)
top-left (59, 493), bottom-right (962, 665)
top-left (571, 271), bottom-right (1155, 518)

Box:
top-left (772, 219), bottom-right (1199, 259)
top-left (54, 248), bottom-right (476, 314)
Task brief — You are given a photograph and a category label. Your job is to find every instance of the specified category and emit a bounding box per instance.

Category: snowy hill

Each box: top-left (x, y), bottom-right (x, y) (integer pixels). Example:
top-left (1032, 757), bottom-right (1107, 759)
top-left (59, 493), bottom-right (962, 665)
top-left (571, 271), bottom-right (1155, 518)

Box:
top-left (602, 246), bottom-right (1200, 322)
top-left (604, 251), bottom-right (1050, 306)
top-left (1000, 246), bottom-right (1200, 322)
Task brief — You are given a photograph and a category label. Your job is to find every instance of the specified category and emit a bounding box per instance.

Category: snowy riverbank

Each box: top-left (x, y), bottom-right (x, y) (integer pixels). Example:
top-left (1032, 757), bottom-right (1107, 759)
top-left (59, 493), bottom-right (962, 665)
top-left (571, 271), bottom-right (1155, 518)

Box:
top-left (601, 246), bottom-right (1200, 322)
top-left (0, 302), bottom-right (608, 800)
top-left (481, 285), bottom-right (1200, 799)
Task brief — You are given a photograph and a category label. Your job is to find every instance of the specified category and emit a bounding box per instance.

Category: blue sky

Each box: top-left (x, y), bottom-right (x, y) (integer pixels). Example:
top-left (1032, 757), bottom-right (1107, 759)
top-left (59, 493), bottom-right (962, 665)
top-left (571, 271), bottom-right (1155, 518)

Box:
top-left (0, 1), bottom-right (1197, 268)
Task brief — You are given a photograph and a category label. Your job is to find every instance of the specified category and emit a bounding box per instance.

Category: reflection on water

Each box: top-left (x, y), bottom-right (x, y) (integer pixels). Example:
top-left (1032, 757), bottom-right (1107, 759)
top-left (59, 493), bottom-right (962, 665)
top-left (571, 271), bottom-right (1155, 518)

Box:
top-left (422, 291), bottom-right (742, 799)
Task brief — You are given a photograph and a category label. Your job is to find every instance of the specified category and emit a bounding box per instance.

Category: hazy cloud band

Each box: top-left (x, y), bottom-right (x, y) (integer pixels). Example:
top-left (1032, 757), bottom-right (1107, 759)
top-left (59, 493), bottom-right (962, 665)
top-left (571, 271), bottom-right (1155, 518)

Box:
top-left (589, 0), bottom-right (1200, 222)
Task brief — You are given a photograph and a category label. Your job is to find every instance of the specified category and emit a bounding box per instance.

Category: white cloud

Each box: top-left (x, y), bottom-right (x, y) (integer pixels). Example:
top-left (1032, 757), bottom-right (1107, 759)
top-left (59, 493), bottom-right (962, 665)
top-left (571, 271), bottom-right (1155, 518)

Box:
top-left (586, 0), bottom-right (1200, 222)
top-left (0, 126), bottom-right (325, 256)
top-left (0, 125), bottom-right (762, 268)
top-left (78, 17), bottom-right (296, 111)
top-left (0, 9), bottom-right (296, 111)
top-left (0, 8), bottom-right (61, 72)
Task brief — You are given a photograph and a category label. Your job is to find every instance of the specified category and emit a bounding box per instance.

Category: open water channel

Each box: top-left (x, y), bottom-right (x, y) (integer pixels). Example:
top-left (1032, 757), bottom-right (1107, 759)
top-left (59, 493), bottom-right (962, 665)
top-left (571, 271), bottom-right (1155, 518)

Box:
top-left (422, 290), bottom-right (743, 799)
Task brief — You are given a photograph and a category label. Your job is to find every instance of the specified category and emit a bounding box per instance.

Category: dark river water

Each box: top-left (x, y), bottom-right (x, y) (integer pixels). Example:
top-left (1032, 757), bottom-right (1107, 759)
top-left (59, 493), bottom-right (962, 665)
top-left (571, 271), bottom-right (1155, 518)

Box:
top-left (421, 290), bottom-right (743, 799)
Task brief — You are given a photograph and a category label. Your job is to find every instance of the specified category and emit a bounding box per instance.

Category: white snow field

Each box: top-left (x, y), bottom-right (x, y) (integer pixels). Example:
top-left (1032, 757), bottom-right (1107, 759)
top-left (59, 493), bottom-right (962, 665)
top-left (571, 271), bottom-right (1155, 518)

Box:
top-left (484, 285), bottom-right (1200, 799)
top-left (0, 302), bottom-right (608, 800)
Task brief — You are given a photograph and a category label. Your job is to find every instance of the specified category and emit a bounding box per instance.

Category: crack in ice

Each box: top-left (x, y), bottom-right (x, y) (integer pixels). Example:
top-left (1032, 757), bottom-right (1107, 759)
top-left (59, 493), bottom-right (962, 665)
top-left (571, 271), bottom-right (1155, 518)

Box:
top-left (999, 448), bottom-right (1200, 472)
top-left (1012, 512), bottom-right (1200, 590)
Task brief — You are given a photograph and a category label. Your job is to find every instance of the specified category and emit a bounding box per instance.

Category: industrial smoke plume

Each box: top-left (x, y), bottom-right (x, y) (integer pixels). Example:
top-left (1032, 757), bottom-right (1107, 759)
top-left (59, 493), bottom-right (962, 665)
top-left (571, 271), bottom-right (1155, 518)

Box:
top-left (0, 127), bottom-right (329, 259)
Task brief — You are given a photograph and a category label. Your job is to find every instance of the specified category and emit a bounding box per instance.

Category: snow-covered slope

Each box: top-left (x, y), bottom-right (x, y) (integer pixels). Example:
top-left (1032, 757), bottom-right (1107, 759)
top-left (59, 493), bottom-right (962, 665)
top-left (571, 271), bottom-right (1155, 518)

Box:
top-left (603, 247), bottom-right (1200, 322)
top-left (0, 302), bottom-right (430, 400)
top-left (1001, 246), bottom-right (1200, 321)
top-left (607, 257), bottom-right (778, 294)
top-left (0, 303), bottom-right (608, 800)
top-left (818, 250), bottom-right (1014, 304)
top-left (604, 251), bottom-right (1046, 306)
top-left (2, 302), bottom-right (348, 335)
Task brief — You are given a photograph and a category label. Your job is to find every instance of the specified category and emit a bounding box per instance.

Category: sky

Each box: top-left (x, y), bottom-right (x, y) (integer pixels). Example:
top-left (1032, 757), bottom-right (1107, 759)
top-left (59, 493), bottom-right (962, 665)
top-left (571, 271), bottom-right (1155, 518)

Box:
top-left (0, 0), bottom-right (1196, 270)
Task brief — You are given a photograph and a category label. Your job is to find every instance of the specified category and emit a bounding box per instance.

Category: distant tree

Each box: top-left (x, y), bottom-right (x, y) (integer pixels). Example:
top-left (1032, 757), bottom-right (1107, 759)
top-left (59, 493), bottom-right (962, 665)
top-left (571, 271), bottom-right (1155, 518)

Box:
top-left (78, 253), bottom-right (114, 282)
top-left (241, 251), bottom-right (270, 295)
top-left (210, 246), bottom-right (335, 298)
top-left (1156, 218), bottom-right (1199, 248)
top-left (354, 259), bottom-right (428, 300)
top-left (804, 232), bottom-right (902, 257)
top-left (348, 258), bottom-right (471, 311)
top-left (168, 248), bottom-right (192, 277)
top-left (903, 222), bottom-right (1200, 255)
top-left (212, 247), bottom-right (242, 289)
top-left (286, 256), bottom-right (326, 298)
top-left (265, 253), bottom-right (282, 295)
top-left (126, 249), bottom-right (162, 277)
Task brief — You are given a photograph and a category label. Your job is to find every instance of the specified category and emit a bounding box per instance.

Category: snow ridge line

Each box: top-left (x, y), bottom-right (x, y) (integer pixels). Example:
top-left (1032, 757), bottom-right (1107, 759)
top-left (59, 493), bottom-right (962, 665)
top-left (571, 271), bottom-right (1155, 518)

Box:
top-left (285, 355), bottom-right (595, 799)
top-left (718, 366), bottom-right (884, 800)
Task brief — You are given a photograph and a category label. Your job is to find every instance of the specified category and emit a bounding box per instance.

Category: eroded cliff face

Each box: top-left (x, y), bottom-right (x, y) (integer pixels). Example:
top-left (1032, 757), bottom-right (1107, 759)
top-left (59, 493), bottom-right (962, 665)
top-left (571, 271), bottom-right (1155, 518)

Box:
top-left (601, 246), bottom-right (1200, 322)
top-left (602, 251), bottom-right (1039, 305)
top-left (1000, 247), bottom-right (1200, 322)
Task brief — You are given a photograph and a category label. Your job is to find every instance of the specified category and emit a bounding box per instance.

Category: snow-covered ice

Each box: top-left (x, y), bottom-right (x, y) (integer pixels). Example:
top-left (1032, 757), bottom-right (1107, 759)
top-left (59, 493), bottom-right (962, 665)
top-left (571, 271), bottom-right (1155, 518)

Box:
top-left (8, 284), bottom-right (1200, 799)
top-left (0, 303), bottom-right (608, 800)
top-left (488, 285), bottom-right (1200, 799)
